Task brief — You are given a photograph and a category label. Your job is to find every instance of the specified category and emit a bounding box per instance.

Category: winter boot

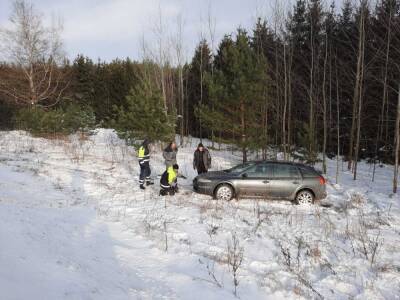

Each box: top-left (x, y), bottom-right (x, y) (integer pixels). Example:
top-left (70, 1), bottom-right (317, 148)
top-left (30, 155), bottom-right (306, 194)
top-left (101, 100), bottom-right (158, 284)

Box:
top-left (140, 184), bottom-right (145, 190)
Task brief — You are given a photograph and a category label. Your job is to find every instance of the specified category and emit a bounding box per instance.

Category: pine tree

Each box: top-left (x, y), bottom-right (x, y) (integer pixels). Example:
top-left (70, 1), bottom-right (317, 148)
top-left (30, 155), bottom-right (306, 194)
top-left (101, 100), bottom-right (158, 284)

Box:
top-left (187, 40), bottom-right (212, 137)
top-left (71, 55), bottom-right (96, 107)
top-left (197, 29), bottom-right (267, 162)
top-left (113, 76), bottom-right (176, 143)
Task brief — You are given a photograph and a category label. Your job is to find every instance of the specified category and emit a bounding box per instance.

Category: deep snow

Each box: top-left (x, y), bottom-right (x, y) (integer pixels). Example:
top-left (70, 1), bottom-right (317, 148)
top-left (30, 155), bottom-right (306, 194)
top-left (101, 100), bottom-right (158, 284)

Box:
top-left (0, 129), bottom-right (399, 300)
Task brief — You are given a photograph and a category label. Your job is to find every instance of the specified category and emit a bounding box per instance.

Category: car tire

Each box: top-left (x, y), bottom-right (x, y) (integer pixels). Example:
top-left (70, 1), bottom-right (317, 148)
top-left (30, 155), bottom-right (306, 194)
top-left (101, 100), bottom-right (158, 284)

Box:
top-left (295, 190), bottom-right (314, 205)
top-left (215, 184), bottom-right (234, 201)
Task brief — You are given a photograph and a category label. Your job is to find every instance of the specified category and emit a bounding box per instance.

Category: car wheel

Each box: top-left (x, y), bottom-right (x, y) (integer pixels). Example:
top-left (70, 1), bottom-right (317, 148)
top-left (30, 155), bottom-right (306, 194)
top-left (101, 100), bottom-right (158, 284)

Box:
top-left (295, 190), bottom-right (314, 205)
top-left (215, 184), bottom-right (234, 201)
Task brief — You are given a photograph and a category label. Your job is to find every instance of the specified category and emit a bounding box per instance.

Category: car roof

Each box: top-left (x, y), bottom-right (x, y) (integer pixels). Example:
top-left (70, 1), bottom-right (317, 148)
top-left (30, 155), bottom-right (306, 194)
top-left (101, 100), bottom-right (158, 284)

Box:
top-left (247, 160), bottom-right (315, 169)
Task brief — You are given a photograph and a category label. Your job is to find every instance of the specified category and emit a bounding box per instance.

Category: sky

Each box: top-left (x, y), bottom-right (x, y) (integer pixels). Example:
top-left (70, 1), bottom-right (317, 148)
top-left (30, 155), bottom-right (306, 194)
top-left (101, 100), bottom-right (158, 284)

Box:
top-left (0, 0), bottom-right (344, 62)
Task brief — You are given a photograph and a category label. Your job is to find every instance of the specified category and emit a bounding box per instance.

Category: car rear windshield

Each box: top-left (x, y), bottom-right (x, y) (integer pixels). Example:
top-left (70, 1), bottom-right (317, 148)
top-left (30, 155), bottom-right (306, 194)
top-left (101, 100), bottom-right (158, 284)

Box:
top-left (299, 167), bottom-right (319, 178)
top-left (225, 162), bottom-right (254, 173)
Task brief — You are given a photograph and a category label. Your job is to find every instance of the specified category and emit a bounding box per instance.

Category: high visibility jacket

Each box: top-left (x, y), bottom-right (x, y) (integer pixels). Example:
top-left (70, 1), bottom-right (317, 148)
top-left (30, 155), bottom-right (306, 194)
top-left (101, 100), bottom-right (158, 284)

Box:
top-left (160, 166), bottom-right (177, 188)
top-left (138, 145), bottom-right (150, 165)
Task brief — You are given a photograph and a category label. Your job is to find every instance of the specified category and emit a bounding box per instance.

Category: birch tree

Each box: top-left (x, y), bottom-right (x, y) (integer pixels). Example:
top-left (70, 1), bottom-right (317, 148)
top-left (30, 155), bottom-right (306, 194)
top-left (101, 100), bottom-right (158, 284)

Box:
top-left (173, 14), bottom-right (185, 145)
top-left (352, 1), bottom-right (368, 180)
top-left (0, 0), bottom-right (68, 107)
top-left (394, 84), bottom-right (400, 193)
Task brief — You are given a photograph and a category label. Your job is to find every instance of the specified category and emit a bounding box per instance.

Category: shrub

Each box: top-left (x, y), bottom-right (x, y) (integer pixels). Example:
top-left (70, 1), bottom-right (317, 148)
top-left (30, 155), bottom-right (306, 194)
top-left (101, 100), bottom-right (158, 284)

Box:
top-left (15, 107), bottom-right (47, 134)
top-left (14, 104), bottom-right (96, 135)
top-left (63, 103), bottom-right (96, 133)
top-left (40, 109), bottom-right (65, 133)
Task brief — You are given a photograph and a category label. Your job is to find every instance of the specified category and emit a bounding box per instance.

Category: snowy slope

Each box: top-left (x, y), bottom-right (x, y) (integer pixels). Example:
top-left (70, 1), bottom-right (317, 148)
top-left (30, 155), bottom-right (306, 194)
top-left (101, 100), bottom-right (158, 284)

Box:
top-left (0, 130), bottom-right (399, 300)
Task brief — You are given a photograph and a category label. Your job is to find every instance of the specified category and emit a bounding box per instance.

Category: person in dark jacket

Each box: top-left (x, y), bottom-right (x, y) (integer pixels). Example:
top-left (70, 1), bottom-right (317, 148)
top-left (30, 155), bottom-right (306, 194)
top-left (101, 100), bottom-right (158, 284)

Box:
top-left (162, 141), bottom-right (178, 168)
top-left (138, 139), bottom-right (153, 190)
top-left (159, 164), bottom-right (179, 196)
top-left (193, 143), bottom-right (211, 175)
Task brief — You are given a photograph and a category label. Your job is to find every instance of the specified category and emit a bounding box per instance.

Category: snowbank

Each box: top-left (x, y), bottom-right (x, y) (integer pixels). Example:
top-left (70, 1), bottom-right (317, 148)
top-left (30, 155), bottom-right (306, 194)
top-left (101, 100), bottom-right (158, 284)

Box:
top-left (0, 130), bottom-right (399, 299)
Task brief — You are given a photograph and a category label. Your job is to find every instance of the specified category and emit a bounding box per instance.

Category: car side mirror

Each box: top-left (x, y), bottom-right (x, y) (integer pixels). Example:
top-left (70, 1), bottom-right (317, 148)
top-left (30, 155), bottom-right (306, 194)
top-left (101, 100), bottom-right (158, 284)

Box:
top-left (241, 173), bottom-right (248, 178)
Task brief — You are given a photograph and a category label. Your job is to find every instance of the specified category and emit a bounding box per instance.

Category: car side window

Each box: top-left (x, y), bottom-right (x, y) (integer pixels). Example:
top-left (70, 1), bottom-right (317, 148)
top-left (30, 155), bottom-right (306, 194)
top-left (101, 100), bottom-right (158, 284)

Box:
top-left (273, 164), bottom-right (300, 179)
top-left (299, 167), bottom-right (318, 178)
top-left (245, 164), bottom-right (273, 178)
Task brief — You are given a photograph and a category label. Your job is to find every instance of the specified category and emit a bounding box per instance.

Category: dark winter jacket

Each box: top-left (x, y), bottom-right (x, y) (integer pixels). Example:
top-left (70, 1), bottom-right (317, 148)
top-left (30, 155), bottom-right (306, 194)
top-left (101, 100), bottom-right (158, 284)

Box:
top-left (138, 139), bottom-right (150, 166)
top-left (162, 143), bottom-right (178, 167)
top-left (193, 148), bottom-right (211, 170)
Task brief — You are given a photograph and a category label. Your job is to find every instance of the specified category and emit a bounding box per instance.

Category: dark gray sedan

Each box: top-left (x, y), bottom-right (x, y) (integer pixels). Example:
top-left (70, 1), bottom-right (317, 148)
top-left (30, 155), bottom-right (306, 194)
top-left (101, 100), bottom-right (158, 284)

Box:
top-left (193, 161), bottom-right (327, 204)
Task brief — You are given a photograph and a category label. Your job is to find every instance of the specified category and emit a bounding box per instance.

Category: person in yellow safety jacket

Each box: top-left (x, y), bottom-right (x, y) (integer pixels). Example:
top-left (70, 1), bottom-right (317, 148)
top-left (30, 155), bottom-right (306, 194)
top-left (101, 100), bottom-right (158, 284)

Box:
top-left (159, 164), bottom-right (179, 196)
top-left (138, 139), bottom-right (153, 190)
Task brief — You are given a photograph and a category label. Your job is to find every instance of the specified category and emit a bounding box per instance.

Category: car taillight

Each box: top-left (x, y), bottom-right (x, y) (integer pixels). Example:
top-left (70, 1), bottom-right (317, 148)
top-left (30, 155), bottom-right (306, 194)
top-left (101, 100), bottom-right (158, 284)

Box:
top-left (319, 176), bottom-right (326, 185)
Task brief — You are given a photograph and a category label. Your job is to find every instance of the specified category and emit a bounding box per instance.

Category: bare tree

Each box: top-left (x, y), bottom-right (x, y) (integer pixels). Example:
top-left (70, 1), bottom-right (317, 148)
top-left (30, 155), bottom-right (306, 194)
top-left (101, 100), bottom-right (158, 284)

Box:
top-left (152, 4), bottom-right (169, 112)
top-left (207, 1), bottom-right (216, 148)
top-left (394, 84), bottom-right (400, 193)
top-left (270, 0), bottom-right (291, 160)
top-left (322, 31), bottom-right (329, 174)
top-left (335, 54), bottom-right (341, 184)
top-left (0, 0), bottom-right (68, 107)
top-left (173, 14), bottom-right (186, 145)
top-left (272, 0), bottom-right (287, 160)
top-left (378, 3), bottom-right (393, 145)
top-left (198, 18), bottom-right (207, 143)
top-left (308, 4), bottom-right (316, 160)
top-left (287, 37), bottom-right (293, 160)
top-left (226, 233), bottom-right (244, 297)
top-left (353, 1), bottom-right (367, 180)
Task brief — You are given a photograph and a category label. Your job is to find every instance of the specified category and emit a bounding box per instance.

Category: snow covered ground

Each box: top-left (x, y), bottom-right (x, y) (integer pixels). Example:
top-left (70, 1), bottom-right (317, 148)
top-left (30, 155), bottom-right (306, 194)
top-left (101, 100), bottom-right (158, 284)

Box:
top-left (0, 129), bottom-right (399, 300)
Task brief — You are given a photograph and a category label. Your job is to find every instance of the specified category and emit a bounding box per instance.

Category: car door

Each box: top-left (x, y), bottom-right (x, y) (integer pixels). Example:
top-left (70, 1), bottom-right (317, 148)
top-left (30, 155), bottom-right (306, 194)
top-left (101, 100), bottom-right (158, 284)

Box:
top-left (235, 163), bottom-right (273, 198)
top-left (268, 164), bottom-right (302, 199)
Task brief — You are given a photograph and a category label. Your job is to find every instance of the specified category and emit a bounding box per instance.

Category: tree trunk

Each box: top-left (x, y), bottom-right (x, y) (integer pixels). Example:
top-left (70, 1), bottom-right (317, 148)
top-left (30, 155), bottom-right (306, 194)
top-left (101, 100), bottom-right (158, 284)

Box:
top-left (28, 67), bottom-right (36, 105)
top-left (348, 88), bottom-right (358, 171)
top-left (179, 66), bottom-right (184, 145)
top-left (263, 90), bottom-right (269, 160)
top-left (393, 84), bottom-right (400, 193)
top-left (379, 10), bottom-right (392, 143)
top-left (275, 27), bottom-right (281, 148)
top-left (185, 70), bottom-right (189, 136)
top-left (353, 8), bottom-right (366, 180)
top-left (240, 100), bottom-right (247, 162)
top-left (322, 33), bottom-right (328, 174)
top-left (309, 25), bottom-right (315, 158)
top-left (283, 44), bottom-right (288, 160)
top-left (199, 45), bottom-right (203, 141)
top-left (160, 65), bottom-right (167, 112)
top-left (335, 55), bottom-right (340, 184)
top-left (287, 45), bottom-right (293, 159)
top-left (348, 5), bottom-right (365, 172)
top-left (328, 45), bottom-right (333, 158)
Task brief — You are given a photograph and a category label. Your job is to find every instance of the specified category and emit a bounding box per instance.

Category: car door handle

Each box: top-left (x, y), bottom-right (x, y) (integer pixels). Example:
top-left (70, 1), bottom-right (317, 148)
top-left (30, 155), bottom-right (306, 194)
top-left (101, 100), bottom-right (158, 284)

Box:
top-left (263, 180), bottom-right (269, 184)
top-left (292, 181), bottom-right (299, 184)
